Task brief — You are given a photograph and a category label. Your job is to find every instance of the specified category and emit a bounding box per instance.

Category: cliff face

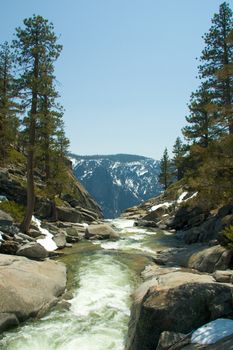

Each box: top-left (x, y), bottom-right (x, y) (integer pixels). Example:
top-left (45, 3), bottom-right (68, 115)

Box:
top-left (70, 153), bottom-right (162, 218)
top-left (0, 161), bottom-right (103, 223)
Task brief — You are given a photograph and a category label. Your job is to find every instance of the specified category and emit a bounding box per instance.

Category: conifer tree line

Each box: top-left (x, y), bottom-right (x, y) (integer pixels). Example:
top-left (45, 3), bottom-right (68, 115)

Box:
top-left (159, 2), bottom-right (233, 206)
top-left (0, 15), bottom-right (69, 232)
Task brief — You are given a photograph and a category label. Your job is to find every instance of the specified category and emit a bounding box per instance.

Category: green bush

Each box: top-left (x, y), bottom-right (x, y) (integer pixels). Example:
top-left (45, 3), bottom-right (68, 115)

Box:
top-left (0, 201), bottom-right (25, 223)
top-left (8, 148), bottom-right (26, 165)
top-left (222, 225), bottom-right (233, 249)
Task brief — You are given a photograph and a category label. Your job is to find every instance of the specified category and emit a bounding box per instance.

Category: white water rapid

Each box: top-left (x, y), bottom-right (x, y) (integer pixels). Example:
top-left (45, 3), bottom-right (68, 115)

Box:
top-left (0, 219), bottom-right (177, 350)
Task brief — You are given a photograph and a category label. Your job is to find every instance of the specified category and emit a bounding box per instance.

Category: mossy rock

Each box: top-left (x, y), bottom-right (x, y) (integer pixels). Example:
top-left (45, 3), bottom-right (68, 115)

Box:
top-left (0, 201), bottom-right (25, 223)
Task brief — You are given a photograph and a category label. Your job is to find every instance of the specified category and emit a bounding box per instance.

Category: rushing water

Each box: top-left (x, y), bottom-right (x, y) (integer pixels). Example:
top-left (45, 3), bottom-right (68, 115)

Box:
top-left (0, 219), bottom-right (178, 350)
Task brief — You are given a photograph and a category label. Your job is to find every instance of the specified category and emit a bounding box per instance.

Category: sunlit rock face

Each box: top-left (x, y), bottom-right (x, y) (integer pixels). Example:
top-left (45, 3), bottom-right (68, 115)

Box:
top-left (70, 154), bottom-right (162, 218)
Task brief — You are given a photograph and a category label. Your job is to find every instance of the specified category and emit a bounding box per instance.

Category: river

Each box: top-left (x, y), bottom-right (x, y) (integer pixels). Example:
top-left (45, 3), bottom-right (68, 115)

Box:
top-left (0, 219), bottom-right (178, 350)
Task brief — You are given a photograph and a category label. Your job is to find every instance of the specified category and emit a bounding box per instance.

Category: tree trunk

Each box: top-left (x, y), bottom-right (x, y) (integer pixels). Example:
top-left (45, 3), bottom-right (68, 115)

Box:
top-left (20, 52), bottom-right (38, 233)
top-left (20, 101), bottom-right (37, 233)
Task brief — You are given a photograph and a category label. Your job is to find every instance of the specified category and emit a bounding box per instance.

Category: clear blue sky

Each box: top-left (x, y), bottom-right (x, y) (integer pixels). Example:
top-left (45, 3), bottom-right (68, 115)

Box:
top-left (1, 0), bottom-right (233, 159)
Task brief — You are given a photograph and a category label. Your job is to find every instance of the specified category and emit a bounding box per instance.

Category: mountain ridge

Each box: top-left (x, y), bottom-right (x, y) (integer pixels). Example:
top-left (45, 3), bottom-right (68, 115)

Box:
top-left (70, 153), bottom-right (162, 218)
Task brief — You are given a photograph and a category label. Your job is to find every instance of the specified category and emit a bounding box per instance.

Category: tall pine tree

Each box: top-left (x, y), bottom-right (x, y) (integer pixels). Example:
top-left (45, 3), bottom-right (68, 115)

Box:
top-left (13, 15), bottom-right (62, 232)
top-left (182, 82), bottom-right (223, 147)
top-left (198, 2), bottom-right (233, 133)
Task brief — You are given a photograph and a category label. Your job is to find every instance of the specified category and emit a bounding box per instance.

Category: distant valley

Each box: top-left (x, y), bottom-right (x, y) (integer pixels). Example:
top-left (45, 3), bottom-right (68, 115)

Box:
top-left (70, 154), bottom-right (162, 218)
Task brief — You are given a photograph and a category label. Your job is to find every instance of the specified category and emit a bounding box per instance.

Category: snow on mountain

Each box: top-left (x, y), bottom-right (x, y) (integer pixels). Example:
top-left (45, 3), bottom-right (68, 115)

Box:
top-left (70, 154), bottom-right (162, 218)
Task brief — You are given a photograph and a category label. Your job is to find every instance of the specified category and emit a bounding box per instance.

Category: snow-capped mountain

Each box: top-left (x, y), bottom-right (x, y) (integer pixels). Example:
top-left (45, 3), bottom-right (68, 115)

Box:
top-left (70, 154), bottom-right (162, 218)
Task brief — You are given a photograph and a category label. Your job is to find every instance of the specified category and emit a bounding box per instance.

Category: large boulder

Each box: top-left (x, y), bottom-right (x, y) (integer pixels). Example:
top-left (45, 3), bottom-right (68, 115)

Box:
top-left (85, 224), bottom-right (119, 240)
top-left (53, 232), bottom-right (66, 249)
top-left (57, 206), bottom-right (82, 223)
top-left (189, 245), bottom-right (233, 273)
top-left (126, 268), bottom-right (233, 350)
top-left (154, 245), bottom-right (233, 273)
top-left (16, 242), bottom-right (48, 260)
top-left (142, 206), bottom-right (168, 222)
top-left (169, 207), bottom-right (209, 231)
top-left (0, 254), bottom-right (66, 332)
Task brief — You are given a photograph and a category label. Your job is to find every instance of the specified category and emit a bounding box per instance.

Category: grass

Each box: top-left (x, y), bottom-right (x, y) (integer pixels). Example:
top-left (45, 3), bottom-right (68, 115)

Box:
top-left (0, 200), bottom-right (26, 223)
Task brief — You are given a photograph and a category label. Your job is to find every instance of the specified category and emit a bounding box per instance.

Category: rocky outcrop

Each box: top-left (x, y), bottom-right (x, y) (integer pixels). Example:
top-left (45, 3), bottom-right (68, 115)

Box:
top-left (0, 254), bottom-right (66, 333)
top-left (154, 244), bottom-right (233, 273)
top-left (126, 267), bottom-right (233, 350)
top-left (0, 166), bottom-right (103, 223)
top-left (85, 224), bottom-right (119, 240)
top-left (16, 242), bottom-right (48, 260)
top-left (188, 245), bottom-right (233, 273)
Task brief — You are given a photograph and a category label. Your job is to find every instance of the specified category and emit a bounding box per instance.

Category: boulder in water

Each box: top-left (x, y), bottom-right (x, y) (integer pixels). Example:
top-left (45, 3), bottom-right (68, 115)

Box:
top-left (0, 253), bottom-right (66, 332)
top-left (85, 223), bottom-right (120, 240)
top-left (16, 242), bottom-right (48, 260)
top-left (126, 268), bottom-right (233, 350)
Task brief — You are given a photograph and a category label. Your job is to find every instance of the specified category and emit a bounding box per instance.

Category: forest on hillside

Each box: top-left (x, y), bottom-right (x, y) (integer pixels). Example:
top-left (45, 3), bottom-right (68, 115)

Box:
top-left (0, 15), bottom-right (70, 232)
top-left (159, 2), bottom-right (233, 210)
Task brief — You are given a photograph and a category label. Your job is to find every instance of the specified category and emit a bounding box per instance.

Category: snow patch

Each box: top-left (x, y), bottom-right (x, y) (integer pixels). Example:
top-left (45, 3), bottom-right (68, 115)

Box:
top-left (114, 178), bottom-right (122, 186)
top-left (149, 202), bottom-right (172, 212)
top-left (32, 216), bottom-right (57, 252)
top-left (187, 191), bottom-right (198, 201)
top-left (177, 191), bottom-right (198, 204)
top-left (69, 157), bottom-right (78, 168)
top-left (177, 191), bottom-right (188, 204)
top-left (191, 318), bottom-right (233, 345)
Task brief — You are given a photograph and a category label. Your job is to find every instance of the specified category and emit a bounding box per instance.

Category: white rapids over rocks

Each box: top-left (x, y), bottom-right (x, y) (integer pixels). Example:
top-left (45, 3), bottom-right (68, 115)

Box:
top-left (0, 219), bottom-right (174, 350)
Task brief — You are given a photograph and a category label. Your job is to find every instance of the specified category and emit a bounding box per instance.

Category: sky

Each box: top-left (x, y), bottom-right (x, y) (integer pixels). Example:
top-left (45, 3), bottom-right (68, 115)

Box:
top-left (1, 0), bottom-right (233, 160)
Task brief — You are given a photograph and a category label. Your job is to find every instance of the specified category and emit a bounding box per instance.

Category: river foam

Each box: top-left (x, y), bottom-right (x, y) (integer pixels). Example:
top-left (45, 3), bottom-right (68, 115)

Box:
top-left (0, 253), bottom-right (135, 350)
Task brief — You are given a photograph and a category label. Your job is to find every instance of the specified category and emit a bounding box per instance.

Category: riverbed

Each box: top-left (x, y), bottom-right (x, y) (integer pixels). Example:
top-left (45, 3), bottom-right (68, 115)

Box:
top-left (0, 219), bottom-right (180, 350)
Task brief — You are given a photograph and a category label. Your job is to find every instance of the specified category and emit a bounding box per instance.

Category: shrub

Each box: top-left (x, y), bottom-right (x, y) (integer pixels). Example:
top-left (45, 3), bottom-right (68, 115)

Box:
top-left (0, 201), bottom-right (25, 223)
top-left (221, 225), bottom-right (233, 249)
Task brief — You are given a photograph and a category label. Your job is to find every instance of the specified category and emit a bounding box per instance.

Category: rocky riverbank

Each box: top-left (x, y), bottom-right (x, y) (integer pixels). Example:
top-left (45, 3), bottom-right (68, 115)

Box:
top-left (123, 187), bottom-right (233, 350)
top-left (0, 163), bottom-right (107, 334)
top-left (0, 254), bottom-right (67, 333)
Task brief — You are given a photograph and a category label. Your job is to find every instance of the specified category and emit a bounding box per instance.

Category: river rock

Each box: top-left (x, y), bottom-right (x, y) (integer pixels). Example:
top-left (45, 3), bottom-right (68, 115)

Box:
top-left (180, 336), bottom-right (233, 349)
top-left (53, 232), bottom-right (66, 249)
top-left (57, 206), bottom-right (82, 223)
top-left (0, 313), bottom-right (19, 333)
top-left (17, 242), bottom-right (48, 260)
top-left (142, 206), bottom-right (168, 222)
top-left (28, 229), bottom-right (42, 238)
top-left (154, 244), bottom-right (232, 273)
top-left (85, 224), bottom-right (120, 240)
top-left (0, 240), bottom-right (19, 255)
top-left (188, 245), bottom-right (233, 273)
top-left (213, 270), bottom-right (233, 283)
top-left (126, 268), bottom-right (233, 350)
top-left (134, 219), bottom-right (157, 228)
top-left (0, 254), bottom-right (66, 331)
top-left (156, 331), bottom-right (191, 350)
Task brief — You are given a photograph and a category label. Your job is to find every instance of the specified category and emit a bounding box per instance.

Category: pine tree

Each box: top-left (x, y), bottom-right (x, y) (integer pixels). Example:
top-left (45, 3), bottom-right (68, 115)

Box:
top-left (159, 148), bottom-right (172, 190)
top-left (0, 42), bottom-right (20, 162)
top-left (198, 2), bottom-right (233, 133)
top-left (172, 137), bottom-right (186, 181)
top-left (182, 82), bottom-right (223, 147)
top-left (13, 15), bottom-right (62, 233)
